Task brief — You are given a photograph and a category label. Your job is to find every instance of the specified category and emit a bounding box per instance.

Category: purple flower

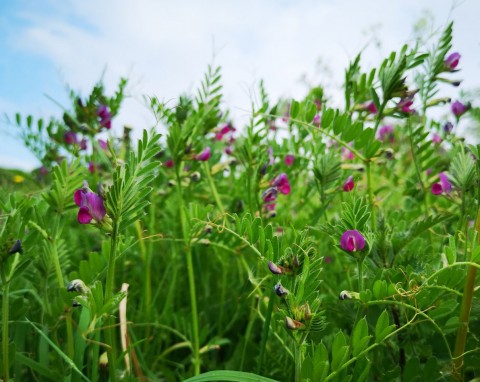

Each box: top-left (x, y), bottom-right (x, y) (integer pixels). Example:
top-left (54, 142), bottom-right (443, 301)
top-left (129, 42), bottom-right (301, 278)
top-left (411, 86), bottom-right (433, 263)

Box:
top-left (268, 261), bottom-right (283, 275)
top-left (64, 131), bottom-right (78, 145)
top-left (443, 122), bottom-right (453, 134)
top-left (397, 97), bottom-right (415, 114)
top-left (340, 230), bottom-right (366, 252)
top-left (451, 101), bottom-right (467, 117)
top-left (431, 172), bottom-right (452, 195)
top-left (195, 147), bottom-right (211, 161)
top-left (98, 139), bottom-right (108, 150)
top-left (262, 187), bottom-right (278, 203)
top-left (271, 173), bottom-right (291, 195)
top-left (313, 114), bottom-right (321, 127)
top-left (88, 162), bottom-right (96, 174)
top-left (285, 154), bottom-right (295, 166)
top-left (377, 125), bottom-right (394, 142)
top-left (444, 52), bottom-right (461, 71)
top-left (225, 146), bottom-right (233, 155)
top-left (79, 138), bottom-right (88, 151)
top-left (343, 176), bottom-right (354, 192)
top-left (96, 105), bottom-right (112, 130)
top-left (74, 181), bottom-right (106, 224)
top-left (164, 158), bottom-right (174, 168)
top-left (341, 147), bottom-right (355, 161)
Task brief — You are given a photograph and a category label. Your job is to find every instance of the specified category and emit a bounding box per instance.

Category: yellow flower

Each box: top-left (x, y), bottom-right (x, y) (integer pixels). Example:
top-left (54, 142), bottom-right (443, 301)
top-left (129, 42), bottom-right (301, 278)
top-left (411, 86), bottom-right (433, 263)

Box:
top-left (13, 175), bottom-right (25, 184)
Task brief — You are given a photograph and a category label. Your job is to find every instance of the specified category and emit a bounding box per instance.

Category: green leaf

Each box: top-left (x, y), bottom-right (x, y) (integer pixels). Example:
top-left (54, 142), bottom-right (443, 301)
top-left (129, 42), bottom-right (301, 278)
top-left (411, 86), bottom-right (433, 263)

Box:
top-left (372, 280), bottom-right (388, 299)
top-left (183, 370), bottom-right (280, 382)
top-left (290, 99), bottom-right (300, 119)
top-left (331, 331), bottom-right (349, 371)
top-left (375, 310), bottom-right (396, 343)
top-left (351, 317), bottom-right (370, 356)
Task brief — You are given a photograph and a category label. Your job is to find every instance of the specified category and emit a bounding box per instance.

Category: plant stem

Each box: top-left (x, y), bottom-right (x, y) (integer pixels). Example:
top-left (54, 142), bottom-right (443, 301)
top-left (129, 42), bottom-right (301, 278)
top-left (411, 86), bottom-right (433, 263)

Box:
top-left (257, 288), bottom-right (275, 374)
top-left (203, 162), bottom-right (225, 214)
top-left (294, 340), bottom-right (302, 382)
top-left (366, 161), bottom-right (376, 231)
top-left (176, 170), bottom-right (201, 375)
top-left (2, 277), bottom-right (10, 382)
top-left (104, 221), bottom-right (119, 382)
top-left (357, 259), bottom-right (364, 292)
top-left (452, 209), bottom-right (480, 381)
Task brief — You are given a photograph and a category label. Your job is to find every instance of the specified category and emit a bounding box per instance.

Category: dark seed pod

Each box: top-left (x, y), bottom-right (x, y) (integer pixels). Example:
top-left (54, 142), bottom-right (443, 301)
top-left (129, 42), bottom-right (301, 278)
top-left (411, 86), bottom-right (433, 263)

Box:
top-left (8, 240), bottom-right (22, 254)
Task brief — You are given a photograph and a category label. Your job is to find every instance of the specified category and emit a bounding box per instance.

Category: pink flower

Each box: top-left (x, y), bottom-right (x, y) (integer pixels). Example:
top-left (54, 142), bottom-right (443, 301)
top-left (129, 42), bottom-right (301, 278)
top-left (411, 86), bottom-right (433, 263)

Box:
top-left (262, 187), bottom-right (278, 203)
top-left (343, 176), bottom-right (354, 192)
top-left (285, 154), bottom-right (295, 166)
top-left (341, 147), bottom-right (355, 161)
top-left (444, 52), bottom-right (460, 71)
top-left (79, 138), bottom-right (87, 151)
top-left (164, 158), bottom-right (174, 168)
top-left (377, 125), bottom-right (394, 142)
top-left (397, 97), bottom-right (415, 113)
top-left (313, 114), bottom-right (321, 127)
top-left (225, 146), bottom-right (233, 155)
top-left (195, 147), bottom-right (211, 161)
top-left (88, 162), bottom-right (96, 173)
top-left (432, 133), bottom-right (442, 144)
top-left (340, 230), bottom-right (366, 252)
top-left (271, 173), bottom-right (291, 195)
top-left (431, 172), bottom-right (452, 195)
top-left (98, 139), bottom-right (108, 150)
top-left (74, 181), bottom-right (106, 224)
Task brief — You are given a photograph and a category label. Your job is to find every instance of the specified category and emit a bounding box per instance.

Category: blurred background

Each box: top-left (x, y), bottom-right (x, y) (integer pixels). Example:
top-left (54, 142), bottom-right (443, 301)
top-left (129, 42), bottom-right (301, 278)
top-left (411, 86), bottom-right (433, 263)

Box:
top-left (1, 0), bottom-right (479, 170)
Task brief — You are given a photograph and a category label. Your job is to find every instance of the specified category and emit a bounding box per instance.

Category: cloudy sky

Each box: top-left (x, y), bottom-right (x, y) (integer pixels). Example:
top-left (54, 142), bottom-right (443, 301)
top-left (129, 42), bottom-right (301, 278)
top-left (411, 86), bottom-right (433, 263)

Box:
top-left (1, 0), bottom-right (479, 170)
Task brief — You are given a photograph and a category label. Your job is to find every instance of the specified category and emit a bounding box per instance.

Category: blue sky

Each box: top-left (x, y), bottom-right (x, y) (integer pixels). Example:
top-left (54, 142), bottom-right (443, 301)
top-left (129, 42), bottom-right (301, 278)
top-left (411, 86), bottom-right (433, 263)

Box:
top-left (1, 0), bottom-right (479, 170)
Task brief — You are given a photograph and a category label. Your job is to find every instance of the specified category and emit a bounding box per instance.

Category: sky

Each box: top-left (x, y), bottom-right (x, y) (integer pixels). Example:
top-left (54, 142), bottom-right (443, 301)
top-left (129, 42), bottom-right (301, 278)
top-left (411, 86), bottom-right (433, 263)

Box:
top-left (1, 0), bottom-right (479, 170)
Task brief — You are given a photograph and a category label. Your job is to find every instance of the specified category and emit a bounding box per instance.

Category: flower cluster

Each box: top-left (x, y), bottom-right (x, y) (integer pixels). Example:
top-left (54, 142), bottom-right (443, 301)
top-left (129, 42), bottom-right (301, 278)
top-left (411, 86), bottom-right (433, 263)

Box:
top-left (261, 173), bottom-right (291, 218)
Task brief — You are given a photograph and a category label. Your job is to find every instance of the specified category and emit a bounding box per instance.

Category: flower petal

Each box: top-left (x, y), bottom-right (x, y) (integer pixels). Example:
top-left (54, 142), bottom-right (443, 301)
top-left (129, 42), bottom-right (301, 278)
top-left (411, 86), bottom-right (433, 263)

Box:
top-left (78, 206), bottom-right (93, 224)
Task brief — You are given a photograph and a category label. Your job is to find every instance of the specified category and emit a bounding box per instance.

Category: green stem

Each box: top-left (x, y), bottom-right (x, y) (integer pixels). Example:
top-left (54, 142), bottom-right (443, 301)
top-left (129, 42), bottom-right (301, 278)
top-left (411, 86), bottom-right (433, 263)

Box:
top-left (2, 277), bottom-right (10, 382)
top-left (357, 259), bottom-right (364, 292)
top-left (366, 161), bottom-right (376, 231)
top-left (294, 340), bottom-right (302, 382)
top-left (104, 222), bottom-right (119, 382)
top-left (451, 208), bottom-right (480, 381)
top-left (176, 171), bottom-right (200, 375)
top-left (203, 162), bottom-right (225, 214)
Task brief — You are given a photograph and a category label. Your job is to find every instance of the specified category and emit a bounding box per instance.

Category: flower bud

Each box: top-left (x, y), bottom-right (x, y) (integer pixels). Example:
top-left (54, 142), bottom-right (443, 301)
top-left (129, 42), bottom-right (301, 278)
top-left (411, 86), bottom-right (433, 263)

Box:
top-left (285, 316), bottom-right (305, 330)
top-left (67, 279), bottom-right (89, 294)
top-left (274, 282), bottom-right (289, 298)
top-left (268, 261), bottom-right (283, 275)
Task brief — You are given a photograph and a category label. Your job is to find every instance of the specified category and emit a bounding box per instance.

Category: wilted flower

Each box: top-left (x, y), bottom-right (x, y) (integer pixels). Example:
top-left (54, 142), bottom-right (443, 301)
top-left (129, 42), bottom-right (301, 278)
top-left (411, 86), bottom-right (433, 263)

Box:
top-left (340, 230), bottom-right (366, 252)
top-left (74, 181), bottom-right (107, 224)
top-left (271, 173), bottom-right (291, 195)
top-left (444, 52), bottom-right (461, 71)
top-left (343, 176), bottom-right (354, 192)
top-left (377, 125), bottom-right (394, 142)
top-left (431, 172), bottom-right (452, 195)
top-left (285, 316), bottom-right (305, 330)
top-left (195, 147), bottom-right (211, 161)
top-left (97, 105), bottom-right (112, 130)
top-left (451, 101), bottom-right (468, 117)
top-left (66, 279), bottom-right (89, 294)
top-left (285, 154), bottom-right (295, 166)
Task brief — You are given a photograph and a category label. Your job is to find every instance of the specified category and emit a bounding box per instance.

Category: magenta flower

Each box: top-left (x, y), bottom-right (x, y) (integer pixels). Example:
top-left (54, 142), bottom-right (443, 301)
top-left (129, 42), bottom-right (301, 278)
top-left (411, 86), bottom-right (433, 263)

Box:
top-left (225, 146), bottom-right (233, 155)
top-left (451, 101), bottom-right (467, 117)
top-left (264, 203), bottom-right (276, 211)
top-left (444, 52), bottom-right (460, 71)
top-left (285, 154), bottom-right (295, 166)
top-left (432, 133), bottom-right (442, 144)
top-left (74, 182), bottom-right (106, 224)
top-left (262, 187), bottom-right (278, 203)
top-left (343, 176), bottom-right (354, 192)
top-left (79, 138), bottom-right (87, 151)
top-left (340, 230), bottom-right (366, 252)
top-left (397, 97), bottom-right (415, 113)
top-left (313, 114), bottom-right (321, 127)
top-left (195, 147), bottom-right (211, 161)
top-left (431, 172), bottom-right (452, 195)
top-left (64, 131), bottom-right (78, 145)
top-left (271, 173), bottom-right (291, 195)
top-left (443, 122), bottom-right (453, 134)
top-left (97, 105), bottom-right (112, 130)
top-left (164, 158), bottom-right (174, 168)
top-left (88, 162), bottom-right (96, 174)
top-left (268, 261), bottom-right (283, 275)
top-left (364, 101), bottom-right (378, 114)
top-left (377, 125), bottom-right (394, 142)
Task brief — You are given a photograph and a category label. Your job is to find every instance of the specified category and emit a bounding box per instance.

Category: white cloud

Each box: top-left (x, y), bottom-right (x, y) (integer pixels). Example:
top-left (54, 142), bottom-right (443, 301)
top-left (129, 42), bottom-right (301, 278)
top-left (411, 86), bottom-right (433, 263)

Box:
top-left (4, 0), bottom-right (480, 168)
